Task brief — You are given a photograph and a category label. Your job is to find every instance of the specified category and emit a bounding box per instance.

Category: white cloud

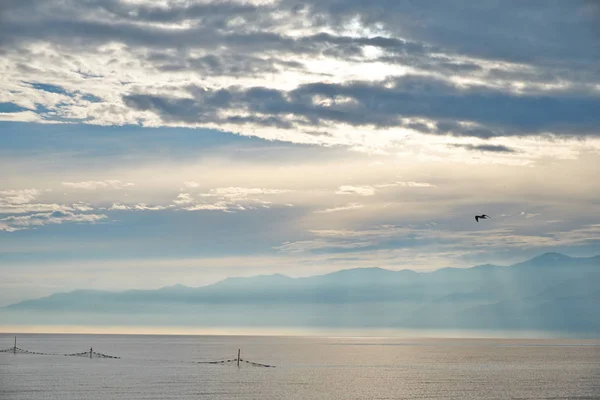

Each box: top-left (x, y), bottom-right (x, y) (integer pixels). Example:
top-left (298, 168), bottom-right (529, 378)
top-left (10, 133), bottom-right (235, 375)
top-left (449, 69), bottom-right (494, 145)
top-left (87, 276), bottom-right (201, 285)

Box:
top-left (0, 211), bottom-right (107, 232)
top-left (0, 203), bottom-right (74, 214)
top-left (0, 188), bottom-right (91, 215)
top-left (200, 187), bottom-right (290, 199)
top-left (335, 185), bottom-right (376, 196)
top-left (314, 203), bottom-right (364, 214)
top-left (177, 187), bottom-right (292, 212)
top-left (109, 203), bottom-right (131, 211)
top-left (0, 189), bottom-right (41, 205)
top-left (521, 212), bottom-right (540, 219)
top-left (183, 181), bottom-right (200, 188)
top-left (133, 203), bottom-right (167, 211)
top-left (108, 202), bottom-right (168, 211)
top-left (72, 202), bottom-right (94, 212)
top-left (276, 223), bottom-right (600, 260)
top-left (275, 239), bottom-right (374, 253)
top-left (173, 193), bottom-right (194, 205)
top-left (62, 180), bottom-right (134, 190)
top-left (184, 202), bottom-right (232, 212)
top-left (375, 181), bottom-right (436, 188)
top-left (0, 111), bottom-right (43, 122)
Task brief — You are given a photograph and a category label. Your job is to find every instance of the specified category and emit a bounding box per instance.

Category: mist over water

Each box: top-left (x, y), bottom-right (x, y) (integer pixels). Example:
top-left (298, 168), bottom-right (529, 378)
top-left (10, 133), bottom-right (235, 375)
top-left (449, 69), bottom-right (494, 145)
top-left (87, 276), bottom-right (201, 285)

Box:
top-left (4, 253), bottom-right (599, 334)
top-left (1, 334), bottom-right (599, 399)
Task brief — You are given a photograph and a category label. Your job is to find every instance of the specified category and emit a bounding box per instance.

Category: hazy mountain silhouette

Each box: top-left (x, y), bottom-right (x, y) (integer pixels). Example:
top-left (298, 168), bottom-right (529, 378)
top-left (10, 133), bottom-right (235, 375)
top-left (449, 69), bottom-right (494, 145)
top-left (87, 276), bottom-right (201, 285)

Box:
top-left (2, 252), bottom-right (599, 333)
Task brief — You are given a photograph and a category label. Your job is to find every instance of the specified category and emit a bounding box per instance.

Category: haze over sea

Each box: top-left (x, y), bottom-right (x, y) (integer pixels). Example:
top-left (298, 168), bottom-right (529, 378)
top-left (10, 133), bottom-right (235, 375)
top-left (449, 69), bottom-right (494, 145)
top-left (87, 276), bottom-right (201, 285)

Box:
top-left (2, 1), bottom-right (600, 398)
top-left (1, 333), bottom-right (599, 400)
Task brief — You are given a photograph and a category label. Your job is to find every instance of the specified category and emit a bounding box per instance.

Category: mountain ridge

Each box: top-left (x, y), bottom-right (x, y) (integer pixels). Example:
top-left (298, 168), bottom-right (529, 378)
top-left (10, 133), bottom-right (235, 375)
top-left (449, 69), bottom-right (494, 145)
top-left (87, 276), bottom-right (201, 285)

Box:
top-left (2, 252), bottom-right (598, 333)
top-left (5, 252), bottom-right (599, 307)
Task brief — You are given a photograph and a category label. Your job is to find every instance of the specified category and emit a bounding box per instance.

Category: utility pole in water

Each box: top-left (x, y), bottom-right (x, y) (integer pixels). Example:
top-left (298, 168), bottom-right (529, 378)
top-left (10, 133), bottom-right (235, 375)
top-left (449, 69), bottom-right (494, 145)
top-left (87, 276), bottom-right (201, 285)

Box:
top-left (14, 336), bottom-right (16, 354)
top-left (237, 349), bottom-right (240, 368)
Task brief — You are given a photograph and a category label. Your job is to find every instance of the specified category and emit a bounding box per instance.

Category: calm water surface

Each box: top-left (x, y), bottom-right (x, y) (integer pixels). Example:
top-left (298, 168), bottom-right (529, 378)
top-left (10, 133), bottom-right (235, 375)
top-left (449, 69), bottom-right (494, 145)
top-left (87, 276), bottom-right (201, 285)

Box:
top-left (1, 334), bottom-right (599, 399)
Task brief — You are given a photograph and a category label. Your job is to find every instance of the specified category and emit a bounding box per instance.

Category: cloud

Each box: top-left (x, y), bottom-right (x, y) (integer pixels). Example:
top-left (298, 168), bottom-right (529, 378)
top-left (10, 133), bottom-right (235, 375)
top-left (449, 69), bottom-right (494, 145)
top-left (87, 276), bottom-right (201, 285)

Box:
top-left (451, 143), bottom-right (517, 153)
top-left (276, 223), bottom-right (600, 258)
top-left (133, 203), bottom-right (167, 211)
top-left (62, 180), bottom-right (134, 190)
top-left (0, 110), bottom-right (43, 122)
top-left (108, 203), bottom-right (167, 211)
top-left (108, 203), bottom-right (131, 211)
top-left (153, 53), bottom-right (306, 78)
top-left (314, 203), bottom-right (364, 214)
top-left (104, 186), bottom-right (290, 214)
top-left (178, 187), bottom-right (291, 213)
top-left (275, 238), bottom-right (374, 253)
top-left (0, 188), bottom-right (82, 214)
top-left (335, 185), bottom-right (376, 196)
top-left (0, 0), bottom-right (598, 153)
top-left (72, 202), bottom-right (94, 212)
top-left (521, 212), bottom-right (540, 219)
top-left (183, 181), bottom-right (200, 188)
top-left (0, 202), bottom-right (75, 214)
top-left (173, 193), bottom-right (194, 205)
top-left (184, 202), bottom-right (235, 212)
top-left (122, 75), bottom-right (600, 140)
top-left (0, 189), bottom-right (40, 205)
top-left (375, 181), bottom-right (436, 188)
top-left (0, 210), bottom-right (107, 232)
top-left (290, 0), bottom-right (600, 67)
top-left (198, 187), bottom-right (290, 199)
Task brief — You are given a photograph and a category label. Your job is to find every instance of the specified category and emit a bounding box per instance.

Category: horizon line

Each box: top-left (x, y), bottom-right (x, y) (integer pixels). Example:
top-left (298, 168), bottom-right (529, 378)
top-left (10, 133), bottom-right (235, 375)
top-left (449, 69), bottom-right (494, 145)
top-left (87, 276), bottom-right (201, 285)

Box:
top-left (0, 325), bottom-right (595, 340)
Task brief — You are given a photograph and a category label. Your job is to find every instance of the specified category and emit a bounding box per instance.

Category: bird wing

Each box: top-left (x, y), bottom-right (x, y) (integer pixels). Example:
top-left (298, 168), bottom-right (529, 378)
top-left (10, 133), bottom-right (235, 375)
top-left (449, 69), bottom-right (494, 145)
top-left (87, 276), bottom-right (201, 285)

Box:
top-left (475, 216), bottom-right (479, 222)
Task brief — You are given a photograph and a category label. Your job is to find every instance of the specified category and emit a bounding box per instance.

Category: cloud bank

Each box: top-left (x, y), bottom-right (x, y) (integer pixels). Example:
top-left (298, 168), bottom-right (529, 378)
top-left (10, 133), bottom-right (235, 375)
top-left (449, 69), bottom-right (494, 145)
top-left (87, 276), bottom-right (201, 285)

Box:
top-left (0, 0), bottom-right (598, 153)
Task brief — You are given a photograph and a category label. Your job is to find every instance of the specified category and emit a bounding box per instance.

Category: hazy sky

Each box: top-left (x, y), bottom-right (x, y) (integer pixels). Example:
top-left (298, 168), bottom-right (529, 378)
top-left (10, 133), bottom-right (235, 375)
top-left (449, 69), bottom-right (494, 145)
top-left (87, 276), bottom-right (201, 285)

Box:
top-left (1, 0), bottom-right (600, 305)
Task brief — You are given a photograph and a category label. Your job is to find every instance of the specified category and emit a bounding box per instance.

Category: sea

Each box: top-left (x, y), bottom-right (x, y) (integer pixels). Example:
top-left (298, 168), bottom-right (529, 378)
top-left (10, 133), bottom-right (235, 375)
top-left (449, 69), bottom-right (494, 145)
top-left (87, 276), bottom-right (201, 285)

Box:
top-left (1, 333), bottom-right (599, 399)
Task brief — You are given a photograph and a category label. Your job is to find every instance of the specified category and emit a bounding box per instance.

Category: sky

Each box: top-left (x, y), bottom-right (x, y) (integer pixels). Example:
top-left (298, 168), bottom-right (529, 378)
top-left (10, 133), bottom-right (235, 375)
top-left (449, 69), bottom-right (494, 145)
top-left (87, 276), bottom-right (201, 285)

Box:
top-left (1, 0), bottom-right (600, 306)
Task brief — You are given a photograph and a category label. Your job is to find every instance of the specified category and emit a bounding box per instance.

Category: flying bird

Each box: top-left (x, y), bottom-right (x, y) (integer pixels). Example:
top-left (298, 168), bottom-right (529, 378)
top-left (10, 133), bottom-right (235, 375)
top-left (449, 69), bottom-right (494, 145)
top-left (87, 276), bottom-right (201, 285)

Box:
top-left (475, 214), bottom-right (491, 222)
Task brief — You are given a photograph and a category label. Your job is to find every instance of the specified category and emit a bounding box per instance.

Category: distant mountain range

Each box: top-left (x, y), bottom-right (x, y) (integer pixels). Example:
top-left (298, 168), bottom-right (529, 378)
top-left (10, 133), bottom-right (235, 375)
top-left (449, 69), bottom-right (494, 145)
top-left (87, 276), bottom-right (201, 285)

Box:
top-left (2, 252), bottom-right (599, 334)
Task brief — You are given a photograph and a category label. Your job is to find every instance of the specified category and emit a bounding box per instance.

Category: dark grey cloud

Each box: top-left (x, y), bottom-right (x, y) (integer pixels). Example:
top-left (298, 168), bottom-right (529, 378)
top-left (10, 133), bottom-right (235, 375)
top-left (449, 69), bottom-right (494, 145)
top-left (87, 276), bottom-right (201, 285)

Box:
top-left (286, 0), bottom-right (600, 66)
top-left (2, 0), bottom-right (597, 77)
top-left (124, 75), bottom-right (600, 138)
top-left (123, 95), bottom-right (206, 124)
top-left (0, 0), bottom-right (425, 56)
top-left (3, 0), bottom-right (596, 89)
top-left (377, 55), bottom-right (484, 77)
top-left (485, 67), bottom-right (600, 93)
top-left (450, 144), bottom-right (517, 153)
top-left (0, 0), bottom-right (276, 50)
top-left (96, 0), bottom-right (265, 24)
top-left (0, 0), bottom-right (480, 85)
top-left (279, 0), bottom-right (600, 93)
top-left (123, 92), bottom-right (296, 128)
top-left (0, 0), bottom-right (450, 87)
top-left (150, 52), bottom-right (305, 77)
top-left (2, 0), bottom-right (599, 139)
top-left (0, 0), bottom-right (271, 31)
top-left (304, 32), bottom-right (431, 57)
top-left (139, 32), bottom-right (435, 79)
